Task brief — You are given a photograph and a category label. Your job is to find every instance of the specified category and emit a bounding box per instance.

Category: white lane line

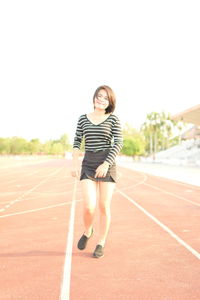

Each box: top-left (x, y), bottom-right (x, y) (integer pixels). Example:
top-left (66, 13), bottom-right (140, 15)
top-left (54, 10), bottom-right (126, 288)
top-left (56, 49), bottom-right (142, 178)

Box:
top-left (60, 179), bottom-right (77, 300)
top-left (0, 167), bottom-right (64, 213)
top-left (20, 190), bottom-right (72, 197)
top-left (120, 170), bottom-right (200, 207)
top-left (0, 199), bottom-right (82, 219)
top-left (0, 179), bottom-right (18, 185)
top-left (0, 192), bottom-right (22, 196)
top-left (117, 189), bottom-right (200, 260)
top-left (0, 190), bottom-right (73, 204)
top-left (0, 163), bottom-right (60, 185)
top-left (144, 182), bottom-right (200, 207)
top-left (0, 158), bottom-right (51, 170)
top-left (118, 163), bottom-right (200, 189)
top-left (119, 173), bottom-right (148, 190)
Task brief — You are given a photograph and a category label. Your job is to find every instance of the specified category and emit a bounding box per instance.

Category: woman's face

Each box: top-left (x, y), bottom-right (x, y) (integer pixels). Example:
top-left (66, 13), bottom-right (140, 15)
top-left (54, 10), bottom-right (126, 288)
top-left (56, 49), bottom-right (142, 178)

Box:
top-left (94, 89), bottom-right (109, 111)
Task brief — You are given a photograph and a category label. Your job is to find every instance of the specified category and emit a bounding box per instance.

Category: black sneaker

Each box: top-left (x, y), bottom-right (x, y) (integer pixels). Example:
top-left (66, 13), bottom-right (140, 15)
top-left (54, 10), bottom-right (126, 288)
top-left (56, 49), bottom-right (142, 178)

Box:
top-left (77, 228), bottom-right (93, 250)
top-left (93, 244), bottom-right (104, 258)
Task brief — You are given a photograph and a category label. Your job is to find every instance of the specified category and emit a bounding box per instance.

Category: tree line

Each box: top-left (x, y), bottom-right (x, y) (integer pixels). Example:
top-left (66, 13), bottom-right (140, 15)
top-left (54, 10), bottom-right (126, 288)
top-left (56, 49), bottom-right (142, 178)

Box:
top-left (0, 134), bottom-right (71, 155)
top-left (0, 112), bottom-right (184, 157)
top-left (121, 111), bottom-right (184, 158)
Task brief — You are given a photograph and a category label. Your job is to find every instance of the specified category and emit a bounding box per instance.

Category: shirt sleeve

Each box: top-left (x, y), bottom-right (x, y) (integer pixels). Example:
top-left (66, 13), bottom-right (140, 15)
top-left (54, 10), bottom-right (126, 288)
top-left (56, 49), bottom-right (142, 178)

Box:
top-left (73, 115), bottom-right (83, 149)
top-left (105, 116), bottom-right (123, 165)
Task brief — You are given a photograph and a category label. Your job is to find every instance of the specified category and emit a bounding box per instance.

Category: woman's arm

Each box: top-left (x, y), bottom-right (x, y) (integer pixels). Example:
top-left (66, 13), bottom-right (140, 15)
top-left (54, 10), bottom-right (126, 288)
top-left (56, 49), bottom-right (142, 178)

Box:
top-left (71, 148), bottom-right (80, 178)
top-left (104, 116), bottom-right (123, 166)
top-left (71, 116), bottom-right (83, 178)
top-left (95, 116), bottom-right (123, 178)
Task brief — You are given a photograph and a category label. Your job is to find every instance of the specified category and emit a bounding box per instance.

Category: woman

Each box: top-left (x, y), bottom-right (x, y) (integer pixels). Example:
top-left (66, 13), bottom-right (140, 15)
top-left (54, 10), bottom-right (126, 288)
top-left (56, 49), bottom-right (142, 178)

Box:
top-left (71, 85), bottom-right (123, 258)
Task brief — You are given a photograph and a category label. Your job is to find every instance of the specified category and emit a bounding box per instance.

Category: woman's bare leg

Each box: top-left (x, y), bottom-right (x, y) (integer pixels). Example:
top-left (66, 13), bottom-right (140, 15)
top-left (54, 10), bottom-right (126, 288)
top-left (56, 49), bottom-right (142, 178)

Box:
top-left (98, 181), bottom-right (115, 246)
top-left (81, 179), bottom-right (98, 237)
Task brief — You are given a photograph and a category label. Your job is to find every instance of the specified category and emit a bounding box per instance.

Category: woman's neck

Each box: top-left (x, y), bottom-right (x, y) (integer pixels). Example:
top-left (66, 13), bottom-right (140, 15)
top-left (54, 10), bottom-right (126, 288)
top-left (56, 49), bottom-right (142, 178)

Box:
top-left (93, 109), bottom-right (106, 116)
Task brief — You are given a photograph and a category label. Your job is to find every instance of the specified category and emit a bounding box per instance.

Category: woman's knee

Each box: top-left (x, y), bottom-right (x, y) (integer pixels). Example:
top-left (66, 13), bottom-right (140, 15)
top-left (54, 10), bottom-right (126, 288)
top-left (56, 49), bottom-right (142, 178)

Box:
top-left (99, 203), bottom-right (110, 215)
top-left (84, 205), bottom-right (95, 215)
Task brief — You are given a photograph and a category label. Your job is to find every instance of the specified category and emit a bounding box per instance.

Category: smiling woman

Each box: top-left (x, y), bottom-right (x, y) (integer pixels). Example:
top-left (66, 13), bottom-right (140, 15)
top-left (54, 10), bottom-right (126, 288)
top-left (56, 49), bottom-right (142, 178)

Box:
top-left (71, 85), bottom-right (123, 258)
top-left (93, 86), bottom-right (116, 114)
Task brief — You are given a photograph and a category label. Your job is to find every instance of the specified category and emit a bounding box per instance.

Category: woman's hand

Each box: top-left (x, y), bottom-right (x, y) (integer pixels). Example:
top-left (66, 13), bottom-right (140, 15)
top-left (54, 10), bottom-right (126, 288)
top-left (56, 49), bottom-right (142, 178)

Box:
top-left (95, 161), bottom-right (109, 178)
top-left (71, 168), bottom-right (80, 179)
top-left (71, 148), bottom-right (80, 179)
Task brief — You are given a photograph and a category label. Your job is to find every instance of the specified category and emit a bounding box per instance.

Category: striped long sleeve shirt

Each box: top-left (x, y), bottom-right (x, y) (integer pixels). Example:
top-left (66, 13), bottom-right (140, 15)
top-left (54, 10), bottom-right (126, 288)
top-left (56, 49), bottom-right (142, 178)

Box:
top-left (73, 114), bottom-right (123, 165)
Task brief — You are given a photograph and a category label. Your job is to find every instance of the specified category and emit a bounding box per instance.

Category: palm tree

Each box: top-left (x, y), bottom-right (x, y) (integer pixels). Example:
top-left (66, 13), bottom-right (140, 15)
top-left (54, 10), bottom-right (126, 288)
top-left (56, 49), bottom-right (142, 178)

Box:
top-left (141, 111), bottom-right (179, 157)
top-left (141, 112), bottom-right (161, 158)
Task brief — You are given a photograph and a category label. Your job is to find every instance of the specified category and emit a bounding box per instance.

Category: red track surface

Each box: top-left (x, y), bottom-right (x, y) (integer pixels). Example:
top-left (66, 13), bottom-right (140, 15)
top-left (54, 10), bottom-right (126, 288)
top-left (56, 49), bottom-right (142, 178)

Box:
top-left (0, 158), bottom-right (200, 300)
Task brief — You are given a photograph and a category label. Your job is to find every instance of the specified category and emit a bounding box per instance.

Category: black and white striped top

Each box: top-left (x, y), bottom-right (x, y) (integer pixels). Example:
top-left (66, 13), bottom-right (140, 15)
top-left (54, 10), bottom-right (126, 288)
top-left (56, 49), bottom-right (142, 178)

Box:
top-left (73, 114), bottom-right (123, 165)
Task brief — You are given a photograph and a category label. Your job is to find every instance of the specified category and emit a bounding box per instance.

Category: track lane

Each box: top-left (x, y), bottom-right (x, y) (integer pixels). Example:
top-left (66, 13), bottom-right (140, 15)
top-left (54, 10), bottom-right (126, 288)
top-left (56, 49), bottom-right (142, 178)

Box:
top-left (0, 159), bottom-right (76, 300)
top-left (0, 206), bottom-right (71, 300)
top-left (0, 159), bottom-right (76, 215)
top-left (71, 165), bottom-right (200, 300)
top-left (118, 168), bottom-right (200, 253)
top-left (1, 158), bottom-right (200, 300)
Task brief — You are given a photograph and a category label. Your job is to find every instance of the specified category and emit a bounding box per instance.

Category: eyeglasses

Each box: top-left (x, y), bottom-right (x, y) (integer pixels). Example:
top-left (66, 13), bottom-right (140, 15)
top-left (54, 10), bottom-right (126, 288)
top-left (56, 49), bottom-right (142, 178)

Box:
top-left (96, 94), bottom-right (109, 102)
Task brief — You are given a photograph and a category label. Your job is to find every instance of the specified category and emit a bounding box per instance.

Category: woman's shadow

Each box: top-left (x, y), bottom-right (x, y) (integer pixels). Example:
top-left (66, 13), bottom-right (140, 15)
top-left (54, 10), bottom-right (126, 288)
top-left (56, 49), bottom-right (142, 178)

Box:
top-left (0, 250), bottom-right (93, 257)
top-left (0, 250), bottom-right (65, 257)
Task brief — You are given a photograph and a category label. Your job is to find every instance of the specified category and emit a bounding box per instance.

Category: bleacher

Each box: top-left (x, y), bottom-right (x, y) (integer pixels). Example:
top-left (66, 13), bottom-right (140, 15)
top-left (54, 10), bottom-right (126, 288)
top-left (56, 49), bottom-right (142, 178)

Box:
top-left (166, 104), bottom-right (200, 166)
top-left (152, 139), bottom-right (200, 166)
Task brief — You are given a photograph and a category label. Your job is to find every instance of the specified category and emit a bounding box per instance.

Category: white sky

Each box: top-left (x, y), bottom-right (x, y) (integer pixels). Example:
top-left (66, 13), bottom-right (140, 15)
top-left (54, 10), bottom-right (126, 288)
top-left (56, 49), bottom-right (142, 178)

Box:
top-left (0, 0), bottom-right (199, 143)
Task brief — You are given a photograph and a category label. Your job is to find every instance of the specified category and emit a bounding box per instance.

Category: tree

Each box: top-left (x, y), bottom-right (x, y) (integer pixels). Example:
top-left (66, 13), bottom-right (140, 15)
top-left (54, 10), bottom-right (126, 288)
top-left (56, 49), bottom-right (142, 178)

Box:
top-left (0, 138), bottom-right (11, 154)
top-left (121, 136), bottom-right (145, 157)
top-left (141, 112), bottom-right (162, 157)
top-left (141, 111), bottom-right (185, 157)
top-left (10, 137), bottom-right (29, 154)
top-left (60, 134), bottom-right (71, 151)
top-left (27, 139), bottom-right (41, 154)
top-left (43, 141), bottom-right (53, 154)
top-left (0, 133), bottom-right (73, 155)
top-left (51, 142), bottom-right (64, 155)
top-left (122, 123), bottom-right (145, 157)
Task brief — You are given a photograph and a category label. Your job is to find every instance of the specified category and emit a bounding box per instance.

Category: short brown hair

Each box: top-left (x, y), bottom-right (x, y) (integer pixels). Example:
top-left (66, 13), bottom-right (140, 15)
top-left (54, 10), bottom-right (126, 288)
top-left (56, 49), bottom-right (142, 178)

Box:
top-left (93, 85), bottom-right (116, 114)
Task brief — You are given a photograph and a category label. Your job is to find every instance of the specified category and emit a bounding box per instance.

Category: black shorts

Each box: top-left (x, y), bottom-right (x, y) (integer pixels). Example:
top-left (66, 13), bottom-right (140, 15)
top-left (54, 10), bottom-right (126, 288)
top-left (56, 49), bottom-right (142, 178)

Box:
top-left (80, 150), bottom-right (117, 182)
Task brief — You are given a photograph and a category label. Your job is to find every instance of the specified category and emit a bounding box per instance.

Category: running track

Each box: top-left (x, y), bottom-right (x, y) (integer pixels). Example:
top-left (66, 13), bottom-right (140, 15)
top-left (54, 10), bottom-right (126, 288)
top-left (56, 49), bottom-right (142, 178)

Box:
top-left (0, 157), bottom-right (199, 300)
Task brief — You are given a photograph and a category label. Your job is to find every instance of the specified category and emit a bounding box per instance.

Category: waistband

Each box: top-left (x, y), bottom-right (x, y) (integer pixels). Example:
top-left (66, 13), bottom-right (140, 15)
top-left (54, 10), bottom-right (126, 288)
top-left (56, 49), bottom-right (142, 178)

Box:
top-left (85, 148), bottom-right (110, 153)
